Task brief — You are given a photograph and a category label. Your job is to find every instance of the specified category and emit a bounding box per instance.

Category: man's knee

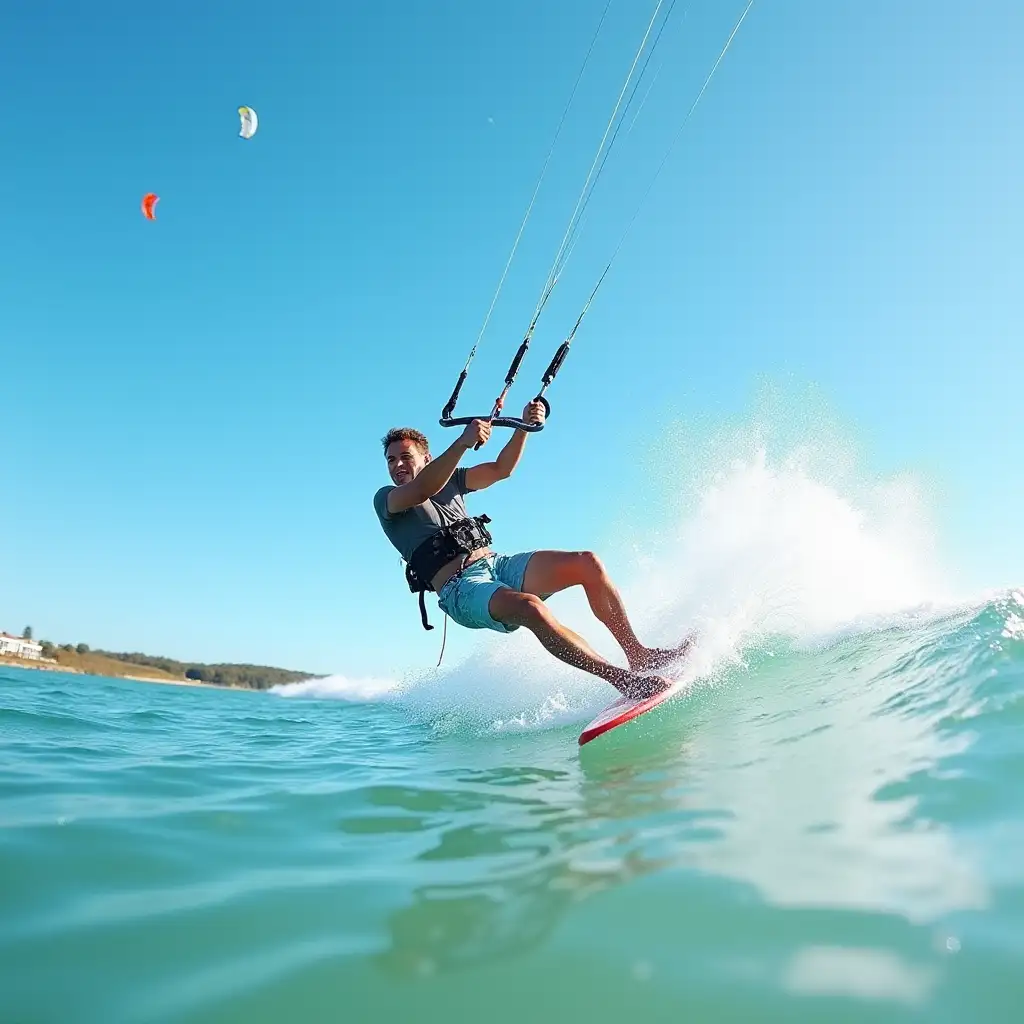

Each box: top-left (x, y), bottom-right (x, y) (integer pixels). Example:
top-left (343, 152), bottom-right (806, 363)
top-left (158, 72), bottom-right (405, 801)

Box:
top-left (577, 550), bottom-right (607, 583)
top-left (490, 589), bottom-right (547, 628)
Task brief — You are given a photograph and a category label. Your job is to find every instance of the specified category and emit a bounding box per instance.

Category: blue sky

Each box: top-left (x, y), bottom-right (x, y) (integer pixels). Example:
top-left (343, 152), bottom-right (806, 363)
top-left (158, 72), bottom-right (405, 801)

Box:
top-left (2, 1), bottom-right (1022, 676)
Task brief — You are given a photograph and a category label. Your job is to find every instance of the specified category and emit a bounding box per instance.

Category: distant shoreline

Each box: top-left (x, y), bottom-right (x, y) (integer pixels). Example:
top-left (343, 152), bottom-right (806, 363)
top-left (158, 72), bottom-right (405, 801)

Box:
top-left (0, 655), bottom-right (219, 688)
top-left (1, 641), bottom-right (318, 690)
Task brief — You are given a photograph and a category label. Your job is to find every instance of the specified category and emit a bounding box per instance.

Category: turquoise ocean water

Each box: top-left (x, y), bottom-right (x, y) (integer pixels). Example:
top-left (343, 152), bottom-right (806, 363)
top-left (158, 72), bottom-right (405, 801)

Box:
top-left (3, 448), bottom-right (1024, 1022)
top-left (2, 592), bottom-right (1023, 1023)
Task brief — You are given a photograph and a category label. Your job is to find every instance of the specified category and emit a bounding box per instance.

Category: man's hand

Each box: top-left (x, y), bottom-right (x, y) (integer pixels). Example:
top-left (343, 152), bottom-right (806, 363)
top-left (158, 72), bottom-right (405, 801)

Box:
top-left (460, 419), bottom-right (491, 449)
top-left (522, 399), bottom-right (547, 427)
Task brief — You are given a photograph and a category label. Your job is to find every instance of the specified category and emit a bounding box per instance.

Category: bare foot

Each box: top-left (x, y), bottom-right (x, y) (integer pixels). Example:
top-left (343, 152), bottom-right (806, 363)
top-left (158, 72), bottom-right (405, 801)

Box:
top-left (630, 634), bottom-right (696, 674)
top-left (620, 674), bottom-right (671, 701)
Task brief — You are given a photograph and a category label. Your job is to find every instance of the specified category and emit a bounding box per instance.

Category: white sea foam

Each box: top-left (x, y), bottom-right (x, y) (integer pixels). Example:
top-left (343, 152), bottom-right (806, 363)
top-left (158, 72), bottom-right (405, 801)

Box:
top-left (276, 408), bottom-right (955, 732)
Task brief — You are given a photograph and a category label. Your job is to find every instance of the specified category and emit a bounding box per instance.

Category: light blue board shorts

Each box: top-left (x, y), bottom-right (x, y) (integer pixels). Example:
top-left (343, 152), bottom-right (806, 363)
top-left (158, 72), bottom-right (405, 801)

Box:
top-left (437, 551), bottom-right (536, 633)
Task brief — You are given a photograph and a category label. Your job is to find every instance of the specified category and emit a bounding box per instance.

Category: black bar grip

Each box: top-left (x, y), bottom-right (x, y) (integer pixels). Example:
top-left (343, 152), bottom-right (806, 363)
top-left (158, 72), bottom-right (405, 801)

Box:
top-left (503, 339), bottom-right (531, 386)
top-left (440, 414), bottom-right (546, 433)
top-left (441, 370), bottom-right (468, 422)
top-left (540, 342), bottom-right (570, 386)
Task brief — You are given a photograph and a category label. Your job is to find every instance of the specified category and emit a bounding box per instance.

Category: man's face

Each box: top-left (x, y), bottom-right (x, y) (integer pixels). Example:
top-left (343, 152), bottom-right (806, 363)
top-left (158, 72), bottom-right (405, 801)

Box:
top-left (385, 439), bottom-right (429, 485)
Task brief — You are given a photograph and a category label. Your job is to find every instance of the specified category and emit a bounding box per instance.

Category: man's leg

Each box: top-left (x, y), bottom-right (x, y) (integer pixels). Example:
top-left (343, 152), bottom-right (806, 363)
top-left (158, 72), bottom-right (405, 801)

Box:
top-left (488, 588), bottom-right (667, 699)
top-left (520, 550), bottom-right (691, 672)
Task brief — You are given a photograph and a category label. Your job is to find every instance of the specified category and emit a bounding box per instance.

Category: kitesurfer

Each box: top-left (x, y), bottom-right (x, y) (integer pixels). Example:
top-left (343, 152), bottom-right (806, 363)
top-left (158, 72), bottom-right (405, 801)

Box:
top-left (373, 402), bottom-right (689, 698)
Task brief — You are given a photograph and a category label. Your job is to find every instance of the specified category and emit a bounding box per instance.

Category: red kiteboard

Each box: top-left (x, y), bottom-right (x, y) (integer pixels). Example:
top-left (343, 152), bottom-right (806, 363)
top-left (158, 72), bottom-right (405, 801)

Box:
top-left (578, 679), bottom-right (689, 746)
top-left (578, 637), bottom-right (697, 746)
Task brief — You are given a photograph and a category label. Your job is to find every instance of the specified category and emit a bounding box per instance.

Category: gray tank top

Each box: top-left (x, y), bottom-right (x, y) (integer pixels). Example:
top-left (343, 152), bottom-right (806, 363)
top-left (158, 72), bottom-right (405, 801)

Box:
top-left (373, 468), bottom-right (473, 562)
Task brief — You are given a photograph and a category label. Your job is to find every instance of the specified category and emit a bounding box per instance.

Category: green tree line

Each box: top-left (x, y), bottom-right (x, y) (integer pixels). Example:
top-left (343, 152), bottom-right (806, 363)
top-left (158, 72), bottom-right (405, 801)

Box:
top-left (27, 637), bottom-right (319, 690)
top-left (96, 651), bottom-right (319, 689)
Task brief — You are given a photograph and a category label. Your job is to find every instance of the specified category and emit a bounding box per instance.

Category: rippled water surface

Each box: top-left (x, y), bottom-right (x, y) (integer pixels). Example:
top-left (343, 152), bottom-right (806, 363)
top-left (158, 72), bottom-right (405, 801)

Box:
top-left (2, 597), bottom-right (1024, 1023)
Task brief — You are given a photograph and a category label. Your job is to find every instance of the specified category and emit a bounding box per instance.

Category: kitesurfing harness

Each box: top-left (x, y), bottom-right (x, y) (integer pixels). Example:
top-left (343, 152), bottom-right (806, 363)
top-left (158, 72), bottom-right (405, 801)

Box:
top-left (405, 515), bottom-right (493, 630)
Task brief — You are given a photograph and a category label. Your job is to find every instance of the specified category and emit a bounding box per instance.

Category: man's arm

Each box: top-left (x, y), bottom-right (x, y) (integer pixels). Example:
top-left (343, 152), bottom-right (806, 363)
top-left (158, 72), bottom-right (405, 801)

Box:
top-left (387, 420), bottom-right (489, 514)
top-left (465, 400), bottom-right (546, 492)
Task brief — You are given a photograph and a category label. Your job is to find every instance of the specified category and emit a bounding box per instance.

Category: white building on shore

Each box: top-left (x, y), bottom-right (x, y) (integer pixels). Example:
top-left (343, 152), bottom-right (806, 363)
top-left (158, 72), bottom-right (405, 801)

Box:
top-left (0, 633), bottom-right (43, 659)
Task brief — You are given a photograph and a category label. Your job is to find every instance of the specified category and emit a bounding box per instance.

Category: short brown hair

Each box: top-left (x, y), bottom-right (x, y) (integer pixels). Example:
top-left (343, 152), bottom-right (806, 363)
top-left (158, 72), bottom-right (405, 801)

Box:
top-left (382, 427), bottom-right (429, 454)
